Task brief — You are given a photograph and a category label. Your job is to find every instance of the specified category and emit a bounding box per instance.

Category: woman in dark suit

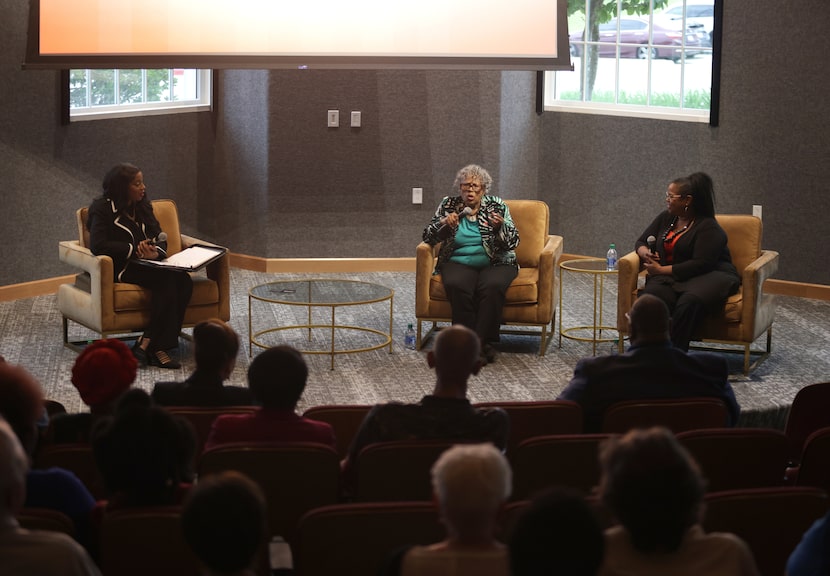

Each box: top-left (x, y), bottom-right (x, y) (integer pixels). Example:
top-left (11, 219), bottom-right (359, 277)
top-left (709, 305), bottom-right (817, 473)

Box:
top-left (87, 163), bottom-right (193, 368)
top-left (635, 172), bottom-right (740, 351)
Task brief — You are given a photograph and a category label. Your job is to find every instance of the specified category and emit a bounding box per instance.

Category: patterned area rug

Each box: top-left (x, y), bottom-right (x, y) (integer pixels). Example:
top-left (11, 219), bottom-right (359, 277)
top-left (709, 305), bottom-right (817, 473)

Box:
top-left (1, 269), bottom-right (827, 429)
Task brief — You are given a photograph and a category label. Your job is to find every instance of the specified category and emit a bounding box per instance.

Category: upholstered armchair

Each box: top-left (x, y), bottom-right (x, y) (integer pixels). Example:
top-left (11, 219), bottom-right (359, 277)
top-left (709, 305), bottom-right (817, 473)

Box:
top-left (58, 199), bottom-right (230, 351)
top-left (617, 214), bottom-right (779, 374)
top-left (415, 199), bottom-right (563, 355)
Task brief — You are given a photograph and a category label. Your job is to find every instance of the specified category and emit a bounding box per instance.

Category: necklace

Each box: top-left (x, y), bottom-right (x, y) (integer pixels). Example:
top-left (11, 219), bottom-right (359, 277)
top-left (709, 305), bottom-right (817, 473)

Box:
top-left (662, 216), bottom-right (694, 243)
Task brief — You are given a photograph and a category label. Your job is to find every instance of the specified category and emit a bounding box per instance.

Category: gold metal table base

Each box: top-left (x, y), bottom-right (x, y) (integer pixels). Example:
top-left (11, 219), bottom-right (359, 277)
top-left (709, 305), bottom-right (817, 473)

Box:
top-left (558, 258), bottom-right (621, 356)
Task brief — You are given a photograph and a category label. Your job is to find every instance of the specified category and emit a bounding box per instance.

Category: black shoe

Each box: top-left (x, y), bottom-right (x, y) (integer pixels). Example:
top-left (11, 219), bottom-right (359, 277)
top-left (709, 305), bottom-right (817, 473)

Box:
top-left (483, 343), bottom-right (497, 364)
top-left (131, 340), bottom-right (149, 368)
top-left (149, 349), bottom-right (181, 369)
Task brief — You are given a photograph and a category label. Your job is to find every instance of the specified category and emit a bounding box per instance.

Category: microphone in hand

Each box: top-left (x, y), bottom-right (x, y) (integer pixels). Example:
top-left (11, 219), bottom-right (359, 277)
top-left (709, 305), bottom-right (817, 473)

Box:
top-left (439, 207), bottom-right (472, 234)
top-left (148, 232), bottom-right (168, 246)
top-left (646, 235), bottom-right (656, 254)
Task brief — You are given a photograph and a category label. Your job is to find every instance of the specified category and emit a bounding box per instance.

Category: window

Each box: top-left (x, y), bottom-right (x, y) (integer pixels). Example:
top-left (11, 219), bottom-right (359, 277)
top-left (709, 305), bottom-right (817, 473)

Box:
top-left (545, 0), bottom-right (714, 122)
top-left (69, 69), bottom-right (211, 121)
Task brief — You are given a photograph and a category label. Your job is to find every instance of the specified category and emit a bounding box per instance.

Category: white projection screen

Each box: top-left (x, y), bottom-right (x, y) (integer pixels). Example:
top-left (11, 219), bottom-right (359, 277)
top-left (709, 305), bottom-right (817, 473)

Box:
top-left (25, 0), bottom-right (571, 70)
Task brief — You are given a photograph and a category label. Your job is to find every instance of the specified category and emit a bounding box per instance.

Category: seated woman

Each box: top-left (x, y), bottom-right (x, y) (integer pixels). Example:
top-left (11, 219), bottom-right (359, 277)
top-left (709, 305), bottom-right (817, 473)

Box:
top-left (49, 339), bottom-right (138, 444)
top-left (597, 427), bottom-right (759, 576)
top-left (422, 164), bottom-right (519, 364)
top-left (634, 172), bottom-right (739, 351)
top-left (381, 443), bottom-right (512, 576)
top-left (87, 163), bottom-right (193, 368)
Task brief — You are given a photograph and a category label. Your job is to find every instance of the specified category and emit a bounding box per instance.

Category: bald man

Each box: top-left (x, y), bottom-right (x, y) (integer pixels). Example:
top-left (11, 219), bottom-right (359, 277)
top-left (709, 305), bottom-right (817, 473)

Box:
top-left (0, 416), bottom-right (101, 575)
top-left (558, 294), bottom-right (739, 432)
top-left (343, 325), bottom-right (509, 474)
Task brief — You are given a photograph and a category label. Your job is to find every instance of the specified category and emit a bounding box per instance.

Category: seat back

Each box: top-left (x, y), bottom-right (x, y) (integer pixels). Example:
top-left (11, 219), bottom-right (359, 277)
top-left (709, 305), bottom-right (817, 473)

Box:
top-left (474, 400), bottom-right (583, 456)
top-left (301, 404), bottom-right (372, 459)
top-left (99, 506), bottom-right (201, 576)
top-left (166, 406), bottom-right (259, 454)
top-left (354, 440), bottom-right (457, 501)
top-left (17, 507), bottom-right (75, 537)
top-left (785, 382), bottom-right (830, 464)
top-left (511, 434), bottom-right (611, 500)
top-left (703, 487), bottom-right (829, 576)
top-left (600, 397), bottom-right (730, 434)
top-left (505, 199), bottom-right (549, 268)
top-left (78, 198), bottom-right (183, 255)
top-left (197, 442), bottom-right (341, 543)
top-left (794, 426), bottom-right (830, 491)
top-left (33, 443), bottom-right (106, 499)
top-left (296, 502), bottom-right (444, 576)
top-left (676, 428), bottom-right (789, 491)
top-left (715, 214), bottom-right (762, 275)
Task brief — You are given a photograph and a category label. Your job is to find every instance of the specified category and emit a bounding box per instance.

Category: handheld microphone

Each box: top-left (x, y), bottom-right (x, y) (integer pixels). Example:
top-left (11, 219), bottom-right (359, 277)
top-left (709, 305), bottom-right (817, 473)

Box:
top-left (148, 232), bottom-right (168, 246)
top-left (646, 235), bottom-right (656, 254)
top-left (438, 207), bottom-right (473, 234)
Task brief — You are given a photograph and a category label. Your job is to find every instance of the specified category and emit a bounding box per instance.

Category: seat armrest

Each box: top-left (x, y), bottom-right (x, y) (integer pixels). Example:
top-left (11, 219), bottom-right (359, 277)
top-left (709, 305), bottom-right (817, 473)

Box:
top-left (740, 249), bottom-right (779, 327)
top-left (616, 251), bottom-right (641, 334)
top-left (536, 235), bottom-right (564, 320)
top-left (416, 242), bottom-right (438, 316)
top-left (59, 240), bottom-right (114, 310)
top-left (181, 234), bottom-right (231, 321)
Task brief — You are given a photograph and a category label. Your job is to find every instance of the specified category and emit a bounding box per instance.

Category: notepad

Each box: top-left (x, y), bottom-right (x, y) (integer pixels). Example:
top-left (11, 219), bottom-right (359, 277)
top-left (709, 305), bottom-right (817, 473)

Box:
top-left (139, 245), bottom-right (226, 271)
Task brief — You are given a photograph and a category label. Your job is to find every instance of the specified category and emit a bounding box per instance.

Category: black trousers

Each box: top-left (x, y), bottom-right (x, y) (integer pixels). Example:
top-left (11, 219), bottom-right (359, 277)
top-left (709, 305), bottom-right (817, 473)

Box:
top-left (121, 262), bottom-right (193, 351)
top-left (640, 270), bottom-right (739, 351)
top-left (440, 261), bottom-right (518, 344)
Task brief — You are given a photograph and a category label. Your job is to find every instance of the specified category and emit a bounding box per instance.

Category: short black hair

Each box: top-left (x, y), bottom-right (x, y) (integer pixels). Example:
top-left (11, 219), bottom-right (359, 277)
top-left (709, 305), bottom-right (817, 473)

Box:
top-left (247, 346), bottom-right (308, 410)
top-left (182, 471), bottom-right (266, 574)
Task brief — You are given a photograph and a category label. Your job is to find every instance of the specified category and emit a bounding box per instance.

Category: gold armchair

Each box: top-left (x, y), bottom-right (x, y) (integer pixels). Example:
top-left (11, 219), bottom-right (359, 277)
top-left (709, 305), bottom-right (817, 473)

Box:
top-left (415, 199), bottom-right (563, 355)
top-left (617, 214), bottom-right (779, 374)
top-left (58, 199), bottom-right (230, 350)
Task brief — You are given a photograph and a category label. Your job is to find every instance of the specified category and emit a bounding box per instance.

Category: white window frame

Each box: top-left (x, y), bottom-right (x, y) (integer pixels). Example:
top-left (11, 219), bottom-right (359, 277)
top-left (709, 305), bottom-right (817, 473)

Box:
top-left (69, 69), bottom-right (212, 122)
top-left (545, 0), bottom-right (714, 123)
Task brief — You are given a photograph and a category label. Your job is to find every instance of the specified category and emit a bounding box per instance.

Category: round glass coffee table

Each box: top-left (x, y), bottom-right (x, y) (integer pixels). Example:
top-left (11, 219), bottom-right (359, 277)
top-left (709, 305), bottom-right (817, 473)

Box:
top-left (248, 279), bottom-right (394, 369)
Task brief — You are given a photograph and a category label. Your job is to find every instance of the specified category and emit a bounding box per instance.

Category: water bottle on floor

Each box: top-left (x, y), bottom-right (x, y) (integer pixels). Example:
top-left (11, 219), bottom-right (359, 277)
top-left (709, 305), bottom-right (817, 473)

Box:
top-left (404, 323), bottom-right (416, 350)
top-left (606, 243), bottom-right (618, 271)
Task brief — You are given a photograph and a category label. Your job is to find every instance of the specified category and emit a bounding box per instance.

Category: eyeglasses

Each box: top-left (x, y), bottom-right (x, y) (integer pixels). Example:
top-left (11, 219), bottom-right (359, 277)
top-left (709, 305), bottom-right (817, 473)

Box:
top-left (665, 192), bottom-right (684, 200)
top-left (460, 182), bottom-right (482, 191)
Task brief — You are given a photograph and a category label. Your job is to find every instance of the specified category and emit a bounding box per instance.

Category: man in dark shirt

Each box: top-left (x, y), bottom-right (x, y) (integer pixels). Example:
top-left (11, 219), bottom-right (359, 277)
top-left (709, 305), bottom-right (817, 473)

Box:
top-left (152, 319), bottom-right (252, 407)
top-left (558, 294), bottom-right (740, 432)
top-left (342, 324), bottom-right (509, 474)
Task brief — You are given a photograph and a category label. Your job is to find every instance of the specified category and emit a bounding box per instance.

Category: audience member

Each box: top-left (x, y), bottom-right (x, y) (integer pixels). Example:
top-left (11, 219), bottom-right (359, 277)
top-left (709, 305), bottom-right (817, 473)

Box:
top-left (342, 325), bottom-right (508, 477)
top-left (786, 510), bottom-right (830, 576)
top-left (49, 339), bottom-right (138, 444)
top-left (152, 318), bottom-right (253, 407)
top-left (92, 389), bottom-right (196, 508)
top-left (0, 362), bottom-right (96, 542)
top-left (203, 345), bottom-right (335, 452)
top-left (597, 427), bottom-right (759, 576)
top-left (557, 294), bottom-right (740, 431)
top-left (0, 416), bottom-right (102, 575)
top-left (381, 443), bottom-right (512, 576)
top-left (182, 471), bottom-right (267, 576)
top-left (508, 487), bottom-right (605, 576)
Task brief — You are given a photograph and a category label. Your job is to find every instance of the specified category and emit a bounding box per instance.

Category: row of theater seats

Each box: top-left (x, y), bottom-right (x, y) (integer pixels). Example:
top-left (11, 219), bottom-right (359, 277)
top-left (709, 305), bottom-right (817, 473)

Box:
top-left (20, 485), bottom-right (830, 576)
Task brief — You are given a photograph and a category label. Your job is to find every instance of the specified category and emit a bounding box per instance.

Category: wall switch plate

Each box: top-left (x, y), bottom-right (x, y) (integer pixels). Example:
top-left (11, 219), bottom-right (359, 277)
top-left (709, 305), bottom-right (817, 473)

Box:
top-left (752, 204), bottom-right (762, 220)
top-left (350, 111), bottom-right (361, 127)
top-left (412, 187), bottom-right (423, 204)
top-left (327, 109), bottom-right (339, 128)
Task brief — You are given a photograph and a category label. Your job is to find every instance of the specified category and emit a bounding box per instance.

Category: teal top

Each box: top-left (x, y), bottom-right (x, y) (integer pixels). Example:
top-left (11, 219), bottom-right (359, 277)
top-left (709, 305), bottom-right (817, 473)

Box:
top-left (449, 218), bottom-right (490, 269)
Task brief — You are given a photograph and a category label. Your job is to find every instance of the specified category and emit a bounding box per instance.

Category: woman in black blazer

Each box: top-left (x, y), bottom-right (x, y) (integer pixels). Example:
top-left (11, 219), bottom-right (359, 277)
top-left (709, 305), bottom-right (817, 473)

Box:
top-left (634, 172), bottom-right (740, 351)
top-left (87, 163), bottom-right (193, 368)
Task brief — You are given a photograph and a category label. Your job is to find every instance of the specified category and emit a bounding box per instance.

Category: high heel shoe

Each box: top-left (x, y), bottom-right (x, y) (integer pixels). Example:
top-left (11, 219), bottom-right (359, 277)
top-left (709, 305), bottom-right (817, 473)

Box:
top-left (149, 349), bottom-right (181, 370)
top-left (131, 336), bottom-right (149, 368)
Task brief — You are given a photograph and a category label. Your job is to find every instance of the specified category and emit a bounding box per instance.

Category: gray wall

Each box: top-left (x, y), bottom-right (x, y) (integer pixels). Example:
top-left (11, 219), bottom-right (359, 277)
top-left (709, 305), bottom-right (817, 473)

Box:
top-left (0, 0), bottom-right (827, 287)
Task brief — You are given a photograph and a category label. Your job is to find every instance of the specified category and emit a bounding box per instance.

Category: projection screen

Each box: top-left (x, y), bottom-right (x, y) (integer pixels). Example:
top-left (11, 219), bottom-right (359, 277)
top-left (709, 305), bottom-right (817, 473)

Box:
top-left (25, 0), bottom-right (572, 70)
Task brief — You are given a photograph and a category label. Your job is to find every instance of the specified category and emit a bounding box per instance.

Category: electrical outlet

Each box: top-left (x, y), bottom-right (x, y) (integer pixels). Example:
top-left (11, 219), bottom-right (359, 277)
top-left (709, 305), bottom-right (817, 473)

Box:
top-left (327, 110), bottom-right (339, 128)
top-left (350, 111), bottom-right (361, 127)
top-left (752, 204), bottom-right (762, 220)
top-left (412, 187), bottom-right (423, 204)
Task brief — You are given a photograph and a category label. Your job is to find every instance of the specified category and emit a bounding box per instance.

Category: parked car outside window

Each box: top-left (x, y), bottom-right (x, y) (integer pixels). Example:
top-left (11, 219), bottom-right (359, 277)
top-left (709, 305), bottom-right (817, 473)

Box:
top-left (569, 16), bottom-right (704, 62)
top-left (661, 1), bottom-right (714, 46)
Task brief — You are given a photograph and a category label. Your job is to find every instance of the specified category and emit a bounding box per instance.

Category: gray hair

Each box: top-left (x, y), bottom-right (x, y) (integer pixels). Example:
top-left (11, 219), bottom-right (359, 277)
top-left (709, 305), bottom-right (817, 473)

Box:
top-left (452, 164), bottom-right (494, 195)
top-left (431, 443), bottom-right (512, 514)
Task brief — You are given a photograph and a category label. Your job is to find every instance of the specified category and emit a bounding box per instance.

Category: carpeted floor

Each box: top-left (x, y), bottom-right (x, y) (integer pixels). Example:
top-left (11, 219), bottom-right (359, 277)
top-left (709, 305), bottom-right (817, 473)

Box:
top-left (1, 268), bottom-right (828, 429)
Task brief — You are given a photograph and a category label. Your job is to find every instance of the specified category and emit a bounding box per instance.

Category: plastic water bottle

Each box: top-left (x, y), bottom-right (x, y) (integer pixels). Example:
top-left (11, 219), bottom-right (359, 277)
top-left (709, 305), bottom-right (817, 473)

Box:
top-left (606, 243), bottom-right (618, 271)
top-left (404, 323), bottom-right (416, 349)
